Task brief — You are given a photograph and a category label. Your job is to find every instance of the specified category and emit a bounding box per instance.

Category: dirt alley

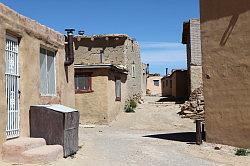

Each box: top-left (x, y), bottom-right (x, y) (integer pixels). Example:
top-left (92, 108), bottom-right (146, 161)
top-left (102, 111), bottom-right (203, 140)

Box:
top-left (1, 96), bottom-right (250, 166)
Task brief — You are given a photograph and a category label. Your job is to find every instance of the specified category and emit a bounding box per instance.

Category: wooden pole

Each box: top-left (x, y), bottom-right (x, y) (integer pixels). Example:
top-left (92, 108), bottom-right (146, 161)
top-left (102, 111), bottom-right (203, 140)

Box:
top-left (196, 120), bottom-right (202, 145)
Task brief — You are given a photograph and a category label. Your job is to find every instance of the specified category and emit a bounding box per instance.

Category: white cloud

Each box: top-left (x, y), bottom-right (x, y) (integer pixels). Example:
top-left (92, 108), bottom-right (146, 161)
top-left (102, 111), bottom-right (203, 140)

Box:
top-left (140, 41), bottom-right (186, 65)
top-left (140, 41), bottom-right (184, 49)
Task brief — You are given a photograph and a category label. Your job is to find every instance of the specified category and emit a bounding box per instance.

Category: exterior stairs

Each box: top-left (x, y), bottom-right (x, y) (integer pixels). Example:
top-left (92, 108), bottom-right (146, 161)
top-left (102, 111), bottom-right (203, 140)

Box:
top-left (2, 137), bottom-right (63, 164)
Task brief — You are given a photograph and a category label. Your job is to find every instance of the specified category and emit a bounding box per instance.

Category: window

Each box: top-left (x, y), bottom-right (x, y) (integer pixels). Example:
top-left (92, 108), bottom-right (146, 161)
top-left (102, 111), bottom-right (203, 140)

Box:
top-left (131, 64), bottom-right (135, 78)
top-left (162, 81), bottom-right (165, 88)
top-left (170, 80), bottom-right (172, 88)
top-left (115, 78), bottom-right (121, 101)
top-left (166, 80), bottom-right (168, 87)
top-left (75, 72), bottom-right (92, 93)
top-left (40, 48), bottom-right (56, 96)
top-left (153, 80), bottom-right (159, 86)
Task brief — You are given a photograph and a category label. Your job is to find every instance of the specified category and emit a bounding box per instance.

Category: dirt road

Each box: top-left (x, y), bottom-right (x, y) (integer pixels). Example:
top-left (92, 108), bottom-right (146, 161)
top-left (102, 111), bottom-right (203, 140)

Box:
top-left (52, 96), bottom-right (250, 166)
top-left (1, 96), bottom-right (249, 166)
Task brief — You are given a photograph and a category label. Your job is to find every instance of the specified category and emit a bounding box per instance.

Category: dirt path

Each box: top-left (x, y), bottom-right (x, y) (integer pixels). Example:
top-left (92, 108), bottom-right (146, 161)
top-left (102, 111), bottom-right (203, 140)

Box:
top-left (1, 96), bottom-right (250, 166)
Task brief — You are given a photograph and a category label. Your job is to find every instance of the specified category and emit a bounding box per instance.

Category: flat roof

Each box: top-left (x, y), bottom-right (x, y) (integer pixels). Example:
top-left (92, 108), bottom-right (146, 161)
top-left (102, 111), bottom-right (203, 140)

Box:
top-left (74, 64), bottom-right (128, 74)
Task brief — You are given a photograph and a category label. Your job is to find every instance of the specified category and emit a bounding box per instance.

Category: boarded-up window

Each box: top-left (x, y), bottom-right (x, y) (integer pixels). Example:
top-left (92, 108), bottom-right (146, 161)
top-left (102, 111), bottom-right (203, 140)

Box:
top-left (115, 78), bottom-right (121, 101)
top-left (40, 48), bottom-right (56, 96)
top-left (75, 72), bottom-right (92, 93)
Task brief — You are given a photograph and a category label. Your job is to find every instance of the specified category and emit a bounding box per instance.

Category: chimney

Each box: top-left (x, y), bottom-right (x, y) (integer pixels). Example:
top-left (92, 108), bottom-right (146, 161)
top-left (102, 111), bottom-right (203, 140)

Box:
top-left (166, 68), bottom-right (168, 76)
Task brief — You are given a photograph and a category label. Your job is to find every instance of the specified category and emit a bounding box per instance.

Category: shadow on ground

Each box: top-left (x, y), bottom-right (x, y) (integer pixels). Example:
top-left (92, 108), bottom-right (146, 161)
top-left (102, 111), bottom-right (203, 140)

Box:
top-left (157, 97), bottom-right (186, 104)
top-left (143, 132), bottom-right (196, 143)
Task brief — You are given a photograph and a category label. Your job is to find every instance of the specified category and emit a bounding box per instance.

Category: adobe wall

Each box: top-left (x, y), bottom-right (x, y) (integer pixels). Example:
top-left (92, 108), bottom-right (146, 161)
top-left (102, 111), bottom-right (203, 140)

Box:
top-left (147, 76), bottom-right (162, 96)
top-left (200, 0), bottom-right (250, 148)
top-left (74, 37), bottom-right (126, 65)
top-left (74, 37), bottom-right (143, 99)
top-left (75, 69), bottom-right (109, 124)
top-left (161, 77), bottom-right (171, 96)
top-left (0, 3), bottom-right (75, 144)
top-left (123, 40), bottom-right (143, 98)
top-left (107, 71), bottom-right (127, 123)
top-left (141, 63), bottom-right (148, 96)
top-left (175, 71), bottom-right (188, 99)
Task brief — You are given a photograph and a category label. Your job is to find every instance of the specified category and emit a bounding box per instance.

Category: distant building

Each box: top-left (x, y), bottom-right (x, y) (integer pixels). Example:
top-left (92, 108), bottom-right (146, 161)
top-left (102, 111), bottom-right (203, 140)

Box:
top-left (74, 34), bottom-right (143, 124)
top-left (161, 70), bottom-right (188, 99)
top-left (74, 34), bottom-right (143, 99)
top-left (182, 19), bottom-right (202, 95)
top-left (200, 0), bottom-right (250, 148)
top-left (74, 64), bottom-right (127, 124)
top-left (147, 74), bottom-right (162, 96)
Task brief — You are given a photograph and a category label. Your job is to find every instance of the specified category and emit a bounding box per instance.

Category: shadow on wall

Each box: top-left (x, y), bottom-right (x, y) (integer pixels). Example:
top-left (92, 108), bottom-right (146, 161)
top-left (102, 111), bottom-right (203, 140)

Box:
top-left (220, 14), bottom-right (239, 46)
top-left (200, 0), bottom-right (250, 22)
top-left (201, 0), bottom-right (250, 46)
top-left (143, 132), bottom-right (196, 143)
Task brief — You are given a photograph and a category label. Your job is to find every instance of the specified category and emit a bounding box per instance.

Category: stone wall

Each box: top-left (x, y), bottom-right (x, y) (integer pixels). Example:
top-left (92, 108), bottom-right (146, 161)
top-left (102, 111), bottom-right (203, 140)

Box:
top-left (183, 19), bottom-right (203, 94)
top-left (0, 3), bottom-right (75, 144)
top-left (74, 35), bottom-right (143, 99)
top-left (200, 0), bottom-right (250, 148)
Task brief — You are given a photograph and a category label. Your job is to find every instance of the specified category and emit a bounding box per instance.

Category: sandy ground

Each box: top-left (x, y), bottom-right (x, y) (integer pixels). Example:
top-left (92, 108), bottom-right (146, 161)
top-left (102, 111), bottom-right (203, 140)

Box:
top-left (1, 96), bottom-right (250, 166)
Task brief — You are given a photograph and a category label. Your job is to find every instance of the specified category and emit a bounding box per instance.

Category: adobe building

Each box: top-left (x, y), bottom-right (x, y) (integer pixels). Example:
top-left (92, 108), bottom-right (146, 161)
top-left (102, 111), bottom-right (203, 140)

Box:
top-left (161, 76), bottom-right (171, 97)
top-left (74, 64), bottom-right (127, 124)
top-left (161, 70), bottom-right (188, 99)
top-left (200, 0), bottom-right (250, 148)
top-left (0, 3), bottom-right (75, 162)
top-left (74, 34), bottom-right (143, 99)
top-left (182, 19), bottom-right (202, 96)
top-left (146, 74), bottom-right (162, 96)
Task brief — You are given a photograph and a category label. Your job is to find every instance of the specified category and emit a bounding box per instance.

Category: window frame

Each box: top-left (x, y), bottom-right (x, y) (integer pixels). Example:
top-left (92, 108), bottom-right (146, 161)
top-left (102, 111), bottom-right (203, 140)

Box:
top-left (74, 71), bottom-right (93, 94)
top-left (40, 47), bottom-right (56, 96)
top-left (153, 80), bottom-right (160, 86)
top-left (115, 78), bottom-right (121, 101)
top-left (131, 64), bottom-right (135, 78)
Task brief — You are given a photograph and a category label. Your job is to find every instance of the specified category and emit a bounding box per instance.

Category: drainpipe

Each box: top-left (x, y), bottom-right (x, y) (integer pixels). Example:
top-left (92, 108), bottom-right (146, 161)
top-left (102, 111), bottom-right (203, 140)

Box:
top-left (64, 29), bottom-right (75, 66)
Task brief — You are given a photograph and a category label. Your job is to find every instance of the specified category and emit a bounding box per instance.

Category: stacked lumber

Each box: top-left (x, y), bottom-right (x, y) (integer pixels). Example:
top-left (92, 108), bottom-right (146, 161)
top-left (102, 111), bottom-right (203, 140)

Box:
top-left (178, 86), bottom-right (204, 121)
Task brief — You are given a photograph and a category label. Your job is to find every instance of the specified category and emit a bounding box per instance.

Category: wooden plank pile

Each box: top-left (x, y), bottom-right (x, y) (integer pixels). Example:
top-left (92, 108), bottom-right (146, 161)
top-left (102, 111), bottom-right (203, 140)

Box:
top-left (178, 86), bottom-right (204, 121)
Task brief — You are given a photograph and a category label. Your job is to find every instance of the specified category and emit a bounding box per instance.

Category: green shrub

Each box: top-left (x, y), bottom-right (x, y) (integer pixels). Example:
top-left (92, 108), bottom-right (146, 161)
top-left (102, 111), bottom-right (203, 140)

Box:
top-left (130, 99), bottom-right (137, 109)
top-left (124, 99), bottom-right (137, 113)
top-left (235, 148), bottom-right (250, 156)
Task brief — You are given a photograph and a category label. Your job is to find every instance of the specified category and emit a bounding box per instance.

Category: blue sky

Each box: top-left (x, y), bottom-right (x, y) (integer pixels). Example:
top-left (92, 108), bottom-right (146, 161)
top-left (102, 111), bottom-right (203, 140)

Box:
top-left (1, 0), bottom-right (200, 75)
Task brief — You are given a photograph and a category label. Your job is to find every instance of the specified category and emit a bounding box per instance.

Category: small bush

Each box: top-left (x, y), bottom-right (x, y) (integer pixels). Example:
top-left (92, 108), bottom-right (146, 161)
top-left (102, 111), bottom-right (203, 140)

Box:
top-left (235, 148), bottom-right (250, 156)
top-left (130, 100), bottom-right (137, 109)
top-left (124, 99), bottom-right (137, 113)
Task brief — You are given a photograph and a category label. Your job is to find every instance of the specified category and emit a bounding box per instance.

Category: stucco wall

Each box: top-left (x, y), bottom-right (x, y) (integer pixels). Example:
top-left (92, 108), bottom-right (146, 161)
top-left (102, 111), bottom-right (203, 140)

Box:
top-left (161, 77), bottom-right (171, 96)
top-left (75, 68), bottom-right (127, 124)
top-left (107, 70), bottom-right (127, 123)
top-left (200, 0), bottom-right (250, 148)
top-left (175, 71), bottom-right (188, 99)
top-left (0, 3), bottom-right (75, 144)
top-left (147, 76), bottom-right (162, 96)
top-left (75, 69), bottom-right (109, 124)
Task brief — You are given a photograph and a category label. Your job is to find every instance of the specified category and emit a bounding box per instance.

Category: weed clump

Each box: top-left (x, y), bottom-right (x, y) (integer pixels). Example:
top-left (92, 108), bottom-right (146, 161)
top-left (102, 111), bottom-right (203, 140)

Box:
top-left (235, 148), bottom-right (250, 156)
top-left (124, 99), bottom-right (137, 113)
